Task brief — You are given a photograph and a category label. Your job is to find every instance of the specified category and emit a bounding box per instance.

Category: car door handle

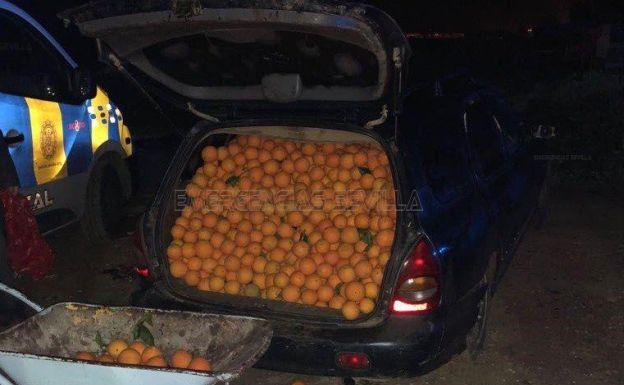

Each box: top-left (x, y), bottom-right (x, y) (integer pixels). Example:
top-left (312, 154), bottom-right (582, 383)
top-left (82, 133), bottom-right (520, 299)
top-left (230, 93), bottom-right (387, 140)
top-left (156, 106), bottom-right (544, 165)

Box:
top-left (5, 131), bottom-right (25, 146)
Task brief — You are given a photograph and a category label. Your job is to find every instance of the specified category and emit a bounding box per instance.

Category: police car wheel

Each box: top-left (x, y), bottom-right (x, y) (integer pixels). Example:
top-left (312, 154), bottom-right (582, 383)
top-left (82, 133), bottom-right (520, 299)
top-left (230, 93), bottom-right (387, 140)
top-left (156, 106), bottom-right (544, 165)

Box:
top-left (81, 153), bottom-right (131, 244)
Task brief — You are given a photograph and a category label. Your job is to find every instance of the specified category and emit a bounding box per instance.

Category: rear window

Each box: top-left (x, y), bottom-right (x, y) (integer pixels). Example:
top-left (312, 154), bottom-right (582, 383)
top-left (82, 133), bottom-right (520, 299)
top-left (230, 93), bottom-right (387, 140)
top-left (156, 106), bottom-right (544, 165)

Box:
top-left (143, 30), bottom-right (379, 88)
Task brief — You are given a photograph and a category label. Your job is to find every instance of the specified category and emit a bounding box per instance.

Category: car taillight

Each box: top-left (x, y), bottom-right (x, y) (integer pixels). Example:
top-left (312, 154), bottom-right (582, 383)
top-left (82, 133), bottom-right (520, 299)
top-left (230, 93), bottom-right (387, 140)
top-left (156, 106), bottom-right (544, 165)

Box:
top-left (391, 239), bottom-right (440, 315)
top-left (336, 352), bottom-right (370, 370)
top-left (133, 215), bottom-right (150, 279)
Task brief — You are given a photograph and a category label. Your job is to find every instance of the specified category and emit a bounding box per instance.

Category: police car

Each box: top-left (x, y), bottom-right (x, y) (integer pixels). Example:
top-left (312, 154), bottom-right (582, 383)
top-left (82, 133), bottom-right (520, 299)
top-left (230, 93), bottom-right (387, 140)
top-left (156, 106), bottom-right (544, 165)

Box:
top-left (0, 1), bottom-right (132, 243)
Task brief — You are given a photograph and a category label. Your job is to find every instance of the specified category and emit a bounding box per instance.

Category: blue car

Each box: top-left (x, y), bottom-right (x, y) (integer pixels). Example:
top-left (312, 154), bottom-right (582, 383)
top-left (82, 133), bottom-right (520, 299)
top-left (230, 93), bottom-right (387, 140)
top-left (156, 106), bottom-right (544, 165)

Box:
top-left (0, 1), bottom-right (132, 242)
top-left (65, 0), bottom-right (546, 377)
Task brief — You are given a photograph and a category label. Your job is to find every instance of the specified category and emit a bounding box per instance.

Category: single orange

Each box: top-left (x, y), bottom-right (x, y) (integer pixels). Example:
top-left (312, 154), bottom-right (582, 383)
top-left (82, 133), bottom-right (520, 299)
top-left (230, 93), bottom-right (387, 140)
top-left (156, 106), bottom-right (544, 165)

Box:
top-left (265, 261), bottom-right (280, 274)
top-left (274, 272), bottom-right (290, 288)
top-left (197, 278), bottom-right (211, 291)
top-left (141, 346), bottom-right (162, 363)
top-left (202, 146), bottom-right (218, 162)
top-left (365, 282), bottom-right (379, 299)
top-left (298, 258), bottom-right (317, 275)
top-left (167, 244), bottom-right (182, 260)
top-left (329, 295), bottom-right (346, 310)
top-left (237, 266), bottom-right (254, 284)
top-left (263, 160), bottom-right (280, 175)
top-left (261, 221), bottom-right (277, 236)
top-left (268, 247), bottom-right (287, 263)
top-left (145, 356), bottom-right (167, 367)
top-left (338, 243), bottom-right (354, 259)
top-left (324, 251), bottom-right (340, 266)
top-left (195, 241), bottom-right (213, 259)
top-left (202, 212), bottom-right (218, 228)
top-left (333, 214), bottom-right (347, 229)
top-left (171, 225), bottom-right (186, 240)
top-left (252, 257), bottom-right (267, 274)
top-left (304, 274), bottom-right (322, 290)
top-left (316, 263), bottom-right (333, 278)
top-left (75, 351), bottom-right (94, 361)
top-left (171, 349), bottom-right (193, 369)
top-left (187, 257), bottom-right (202, 271)
top-left (338, 265), bottom-right (356, 283)
top-left (117, 348), bottom-right (142, 365)
top-left (209, 232), bottom-right (225, 249)
top-left (294, 157), bottom-right (310, 173)
top-left (344, 281), bottom-right (366, 302)
top-left (359, 298), bottom-right (376, 314)
top-left (290, 271), bottom-right (306, 287)
top-left (209, 276), bottom-right (225, 291)
top-left (341, 301), bottom-right (360, 320)
top-left (225, 280), bottom-right (241, 295)
top-left (184, 270), bottom-right (201, 287)
top-left (224, 256), bottom-right (241, 272)
top-left (375, 230), bottom-right (394, 247)
top-left (215, 220), bottom-right (231, 234)
top-left (378, 216), bottom-right (394, 231)
top-left (322, 227), bottom-right (340, 243)
top-left (188, 357), bottom-right (212, 372)
top-left (282, 159), bottom-right (295, 173)
top-left (317, 285), bottom-right (334, 303)
top-left (354, 260), bottom-right (373, 279)
top-left (182, 243), bottom-right (196, 258)
top-left (253, 273), bottom-right (266, 290)
top-left (275, 171), bottom-right (291, 188)
top-left (98, 354), bottom-right (115, 363)
top-left (292, 241), bottom-right (310, 258)
top-left (341, 227), bottom-right (359, 244)
top-left (371, 267), bottom-right (384, 285)
top-left (281, 285), bottom-right (300, 302)
top-left (301, 289), bottom-right (318, 305)
top-left (170, 261), bottom-right (188, 278)
top-left (209, 261), bottom-right (224, 275)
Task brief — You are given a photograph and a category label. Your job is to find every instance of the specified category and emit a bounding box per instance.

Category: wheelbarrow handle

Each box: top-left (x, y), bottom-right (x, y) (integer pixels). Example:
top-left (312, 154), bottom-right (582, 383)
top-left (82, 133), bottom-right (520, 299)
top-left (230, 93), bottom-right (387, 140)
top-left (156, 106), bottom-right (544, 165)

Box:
top-left (0, 282), bottom-right (43, 312)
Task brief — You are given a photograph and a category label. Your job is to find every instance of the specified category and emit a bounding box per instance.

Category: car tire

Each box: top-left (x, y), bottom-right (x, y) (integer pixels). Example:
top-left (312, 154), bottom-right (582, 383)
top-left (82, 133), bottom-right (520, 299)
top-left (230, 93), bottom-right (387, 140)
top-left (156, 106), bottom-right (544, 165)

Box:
top-left (466, 250), bottom-right (498, 360)
top-left (80, 152), bottom-right (131, 244)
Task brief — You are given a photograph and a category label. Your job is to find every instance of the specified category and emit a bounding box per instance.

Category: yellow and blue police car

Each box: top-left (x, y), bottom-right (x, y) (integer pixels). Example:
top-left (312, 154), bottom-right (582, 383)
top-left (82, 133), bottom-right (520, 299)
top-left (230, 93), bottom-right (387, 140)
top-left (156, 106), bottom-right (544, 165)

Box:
top-left (0, 1), bottom-right (132, 243)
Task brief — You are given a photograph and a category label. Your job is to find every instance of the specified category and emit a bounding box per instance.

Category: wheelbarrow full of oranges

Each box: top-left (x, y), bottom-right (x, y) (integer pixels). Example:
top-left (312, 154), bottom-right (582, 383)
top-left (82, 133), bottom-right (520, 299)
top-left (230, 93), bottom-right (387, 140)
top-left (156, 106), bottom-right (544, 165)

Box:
top-left (0, 283), bottom-right (272, 385)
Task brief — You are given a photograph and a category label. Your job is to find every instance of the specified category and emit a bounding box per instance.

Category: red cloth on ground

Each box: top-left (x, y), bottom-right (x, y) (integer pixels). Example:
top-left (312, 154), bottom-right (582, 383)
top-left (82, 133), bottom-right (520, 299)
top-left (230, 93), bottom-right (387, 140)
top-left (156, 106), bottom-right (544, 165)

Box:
top-left (0, 191), bottom-right (54, 280)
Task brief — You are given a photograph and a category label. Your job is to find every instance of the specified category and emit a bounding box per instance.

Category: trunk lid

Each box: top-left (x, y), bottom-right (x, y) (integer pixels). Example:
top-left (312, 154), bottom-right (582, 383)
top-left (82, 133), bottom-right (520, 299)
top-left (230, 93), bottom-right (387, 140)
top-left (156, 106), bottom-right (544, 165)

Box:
top-left (59, 0), bottom-right (409, 124)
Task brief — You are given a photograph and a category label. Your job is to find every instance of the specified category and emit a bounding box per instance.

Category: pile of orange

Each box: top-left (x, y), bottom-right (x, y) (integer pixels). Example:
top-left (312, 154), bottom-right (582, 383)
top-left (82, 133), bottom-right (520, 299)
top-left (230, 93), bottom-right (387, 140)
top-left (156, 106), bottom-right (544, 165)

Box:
top-left (166, 135), bottom-right (396, 320)
top-left (75, 338), bottom-right (212, 371)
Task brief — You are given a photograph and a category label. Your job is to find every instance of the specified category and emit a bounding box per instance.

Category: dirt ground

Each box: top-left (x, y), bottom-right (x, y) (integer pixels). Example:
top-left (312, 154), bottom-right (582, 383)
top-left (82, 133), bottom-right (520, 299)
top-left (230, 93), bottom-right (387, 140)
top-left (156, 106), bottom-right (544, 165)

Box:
top-left (14, 188), bottom-right (624, 385)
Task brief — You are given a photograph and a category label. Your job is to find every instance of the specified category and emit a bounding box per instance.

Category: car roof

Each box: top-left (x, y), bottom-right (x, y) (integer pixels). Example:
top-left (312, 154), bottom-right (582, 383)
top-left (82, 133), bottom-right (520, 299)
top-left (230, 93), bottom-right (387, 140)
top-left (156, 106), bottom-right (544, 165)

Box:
top-left (0, 0), bottom-right (77, 68)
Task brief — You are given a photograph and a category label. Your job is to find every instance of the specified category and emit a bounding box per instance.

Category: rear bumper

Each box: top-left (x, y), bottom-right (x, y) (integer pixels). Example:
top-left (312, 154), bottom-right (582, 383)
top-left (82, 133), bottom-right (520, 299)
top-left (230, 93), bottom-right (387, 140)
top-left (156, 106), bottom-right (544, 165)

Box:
top-left (134, 285), bottom-right (445, 377)
top-left (256, 316), bottom-right (441, 377)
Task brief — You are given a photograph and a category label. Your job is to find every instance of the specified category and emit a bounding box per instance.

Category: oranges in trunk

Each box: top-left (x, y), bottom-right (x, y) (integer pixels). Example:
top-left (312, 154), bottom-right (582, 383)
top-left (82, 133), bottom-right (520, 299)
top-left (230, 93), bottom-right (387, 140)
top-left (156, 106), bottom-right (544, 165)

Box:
top-left (166, 135), bottom-right (395, 320)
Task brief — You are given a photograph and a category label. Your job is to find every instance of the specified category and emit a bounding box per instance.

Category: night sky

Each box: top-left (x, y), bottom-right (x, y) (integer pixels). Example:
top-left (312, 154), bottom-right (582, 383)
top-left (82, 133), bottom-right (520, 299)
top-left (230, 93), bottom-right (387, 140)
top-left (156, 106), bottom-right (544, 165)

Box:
top-left (16, 0), bottom-right (624, 35)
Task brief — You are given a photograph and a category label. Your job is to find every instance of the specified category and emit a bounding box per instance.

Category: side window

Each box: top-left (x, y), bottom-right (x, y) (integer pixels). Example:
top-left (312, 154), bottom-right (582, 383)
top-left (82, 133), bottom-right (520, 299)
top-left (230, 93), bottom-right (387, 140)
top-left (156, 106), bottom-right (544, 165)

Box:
top-left (466, 102), bottom-right (506, 178)
top-left (0, 11), bottom-right (70, 101)
top-left (418, 117), bottom-right (473, 203)
top-left (486, 95), bottom-right (524, 153)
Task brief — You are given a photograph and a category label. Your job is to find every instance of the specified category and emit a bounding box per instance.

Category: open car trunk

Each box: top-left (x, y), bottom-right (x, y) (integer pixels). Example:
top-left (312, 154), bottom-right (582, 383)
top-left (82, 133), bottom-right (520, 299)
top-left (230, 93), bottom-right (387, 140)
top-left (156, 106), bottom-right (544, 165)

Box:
top-left (147, 123), bottom-right (408, 327)
top-left (60, 0), bottom-right (412, 326)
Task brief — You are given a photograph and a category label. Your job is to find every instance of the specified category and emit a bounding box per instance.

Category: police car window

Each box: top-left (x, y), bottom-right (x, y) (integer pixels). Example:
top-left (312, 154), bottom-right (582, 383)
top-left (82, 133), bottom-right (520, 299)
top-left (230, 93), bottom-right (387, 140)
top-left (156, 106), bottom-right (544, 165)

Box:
top-left (466, 102), bottom-right (506, 178)
top-left (0, 11), bottom-right (70, 101)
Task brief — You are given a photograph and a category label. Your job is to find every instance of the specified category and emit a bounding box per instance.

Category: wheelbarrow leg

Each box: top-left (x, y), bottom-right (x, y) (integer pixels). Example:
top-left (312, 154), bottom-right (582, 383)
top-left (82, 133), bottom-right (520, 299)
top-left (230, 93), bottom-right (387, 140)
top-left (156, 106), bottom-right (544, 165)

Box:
top-left (0, 367), bottom-right (17, 385)
top-left (0, 283), bottom-right (43, 312)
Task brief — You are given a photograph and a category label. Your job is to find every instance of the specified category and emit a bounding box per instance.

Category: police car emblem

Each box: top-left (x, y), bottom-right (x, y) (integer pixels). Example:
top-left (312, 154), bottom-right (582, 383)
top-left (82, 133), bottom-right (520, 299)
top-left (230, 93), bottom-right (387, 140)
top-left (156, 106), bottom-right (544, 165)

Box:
top-left (41, 120), bottom-right (56, 160)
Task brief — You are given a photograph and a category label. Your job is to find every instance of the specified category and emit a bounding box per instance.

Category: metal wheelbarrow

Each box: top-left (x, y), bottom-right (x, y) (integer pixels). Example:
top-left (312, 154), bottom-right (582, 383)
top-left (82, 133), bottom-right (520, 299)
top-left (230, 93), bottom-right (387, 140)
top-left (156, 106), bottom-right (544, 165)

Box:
top-left (0, 283), bottom-right (272, 385)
